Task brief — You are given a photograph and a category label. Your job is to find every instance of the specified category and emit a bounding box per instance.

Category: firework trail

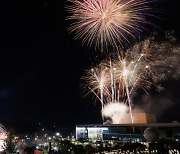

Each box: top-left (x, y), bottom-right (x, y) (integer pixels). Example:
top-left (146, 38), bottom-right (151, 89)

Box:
top-left (83, 33), bottom-right (180, 124)
top-left (66, 0), bottom-right (158, 50)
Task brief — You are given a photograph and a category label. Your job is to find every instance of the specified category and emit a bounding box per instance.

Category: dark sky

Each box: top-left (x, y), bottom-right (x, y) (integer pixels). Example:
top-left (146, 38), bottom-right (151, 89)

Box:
top-left (0, 0), bottom-right (179, 133)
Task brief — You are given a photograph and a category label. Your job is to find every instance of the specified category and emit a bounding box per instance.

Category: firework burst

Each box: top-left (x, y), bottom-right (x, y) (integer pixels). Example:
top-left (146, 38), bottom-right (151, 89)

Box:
top-left (66, 0), bottom-right (158, 50)
top-left (83, 34), bottom-right (180, 124)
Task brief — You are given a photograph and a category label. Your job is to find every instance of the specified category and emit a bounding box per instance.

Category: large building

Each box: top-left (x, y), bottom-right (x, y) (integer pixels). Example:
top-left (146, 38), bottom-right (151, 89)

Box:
top-left (76, 123), bottom-right (180, 142)
top-left (76, 114), bottom-right (180, 142)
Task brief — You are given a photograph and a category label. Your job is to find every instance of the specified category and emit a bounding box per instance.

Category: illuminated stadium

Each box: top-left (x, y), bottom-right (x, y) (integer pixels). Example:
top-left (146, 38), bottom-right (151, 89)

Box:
top-left (76, 114), bottom-right (180, 142)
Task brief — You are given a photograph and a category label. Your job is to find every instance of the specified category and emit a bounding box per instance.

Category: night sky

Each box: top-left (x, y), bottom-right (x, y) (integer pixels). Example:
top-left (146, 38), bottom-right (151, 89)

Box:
top-left (0, 0), bottom-right (180, 133)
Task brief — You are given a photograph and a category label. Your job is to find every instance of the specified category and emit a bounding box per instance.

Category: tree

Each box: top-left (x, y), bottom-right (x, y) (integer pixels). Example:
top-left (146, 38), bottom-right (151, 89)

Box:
top-left (59, 140), bottom-right (73, 154)
top-left (3, 128), bottom-right (17, 154)
top-left (84, 144), bottom-right (96, 153)
top-left (73, 145), bottom-right (85, 154)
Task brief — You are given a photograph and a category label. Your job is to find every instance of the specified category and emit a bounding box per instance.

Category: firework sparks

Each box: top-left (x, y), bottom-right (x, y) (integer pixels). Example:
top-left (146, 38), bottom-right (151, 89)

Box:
top-left (83, 34), bottom-right (180, 124)
top-left (66, 0), bottom-right (158, 50)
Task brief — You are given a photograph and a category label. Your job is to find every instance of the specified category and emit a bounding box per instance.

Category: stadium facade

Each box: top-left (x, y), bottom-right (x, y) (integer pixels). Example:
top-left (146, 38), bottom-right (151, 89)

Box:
top-left (76, 113), bottom-right (180, 142)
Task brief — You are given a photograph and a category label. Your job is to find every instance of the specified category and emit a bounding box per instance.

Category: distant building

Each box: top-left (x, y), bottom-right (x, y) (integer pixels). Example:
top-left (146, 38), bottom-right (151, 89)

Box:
top-left (76, 114), bottom-right (180, 142)
top-left (76, 123), bottom-right (180, 142)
